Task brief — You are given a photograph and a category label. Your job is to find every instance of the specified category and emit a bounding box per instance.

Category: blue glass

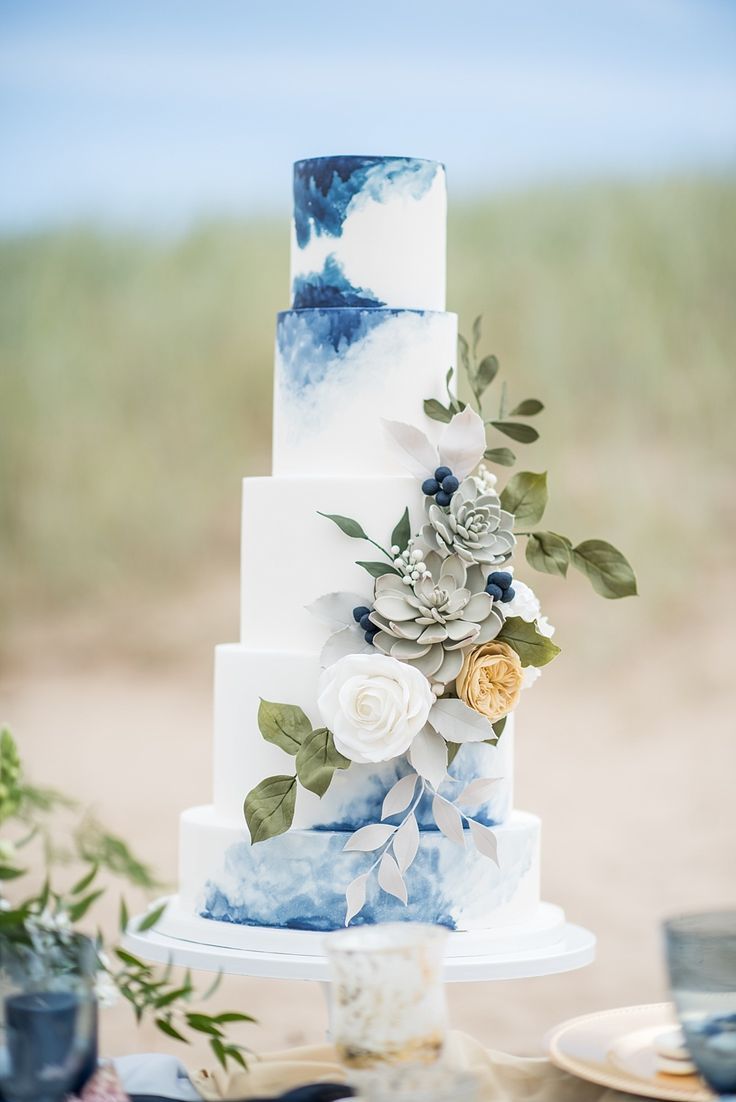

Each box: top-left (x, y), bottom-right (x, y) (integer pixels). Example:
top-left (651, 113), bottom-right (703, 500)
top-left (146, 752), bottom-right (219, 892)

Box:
top-left (0, 935), bottom-right (98, 1102)
top-left (664, 911), bottom-right (736, 1098)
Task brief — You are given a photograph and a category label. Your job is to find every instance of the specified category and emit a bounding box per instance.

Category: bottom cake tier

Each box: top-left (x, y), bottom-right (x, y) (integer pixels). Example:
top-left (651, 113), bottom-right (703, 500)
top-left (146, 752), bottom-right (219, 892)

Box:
top-left (179, 806), bottom-right (541, 933)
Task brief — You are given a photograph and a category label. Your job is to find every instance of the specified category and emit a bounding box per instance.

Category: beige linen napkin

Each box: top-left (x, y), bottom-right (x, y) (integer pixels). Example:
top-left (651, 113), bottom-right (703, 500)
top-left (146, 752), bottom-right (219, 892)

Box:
top-left (192, 1029), bottom-right (643, 1101)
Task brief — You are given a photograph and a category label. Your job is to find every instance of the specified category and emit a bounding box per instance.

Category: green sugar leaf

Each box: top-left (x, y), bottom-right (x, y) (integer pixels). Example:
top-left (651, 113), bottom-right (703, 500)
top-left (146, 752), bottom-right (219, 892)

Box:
top-left (357, 560), bottom-right (399, 578)
top-left (317, 512), bottom-right (369, 540)
top-left (483, 447), bottom-right (516, 467)
top-left (490, 421), bottom-right (539, 444)
top-left (458, 333), bottom-right (470, 372)
top-left (244, 775), bottom-right (297, 843)
top-left (391, 507), bottom-right (411, 554)
top-left (500, 471), bottom-right (548, 527)
top-left (475, 354), bottom-right (499, 396)
top-left (296, 727), bottom-right (350, 797)
top-left (509, 398), bottom-right (544, 417)
top-left (571, 540), bottom-right (638, 599)
top-left (446, 741), bottom-right (462, 767)
top-left (471, 315), bottom-right (483, 356)
top-left (257, 699), bottom-right (311, 754)
top-left (497, 616), bottom-right (561, 667)
top-left (525, 531), bottom-right (571, 577)
top-left (423, 398), bottom-right (453, 423)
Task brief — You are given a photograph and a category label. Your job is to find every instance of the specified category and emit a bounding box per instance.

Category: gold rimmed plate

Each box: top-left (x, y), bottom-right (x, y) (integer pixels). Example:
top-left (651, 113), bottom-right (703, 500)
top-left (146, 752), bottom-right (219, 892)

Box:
top-left (547, 1003), bottom-right (713, 1101)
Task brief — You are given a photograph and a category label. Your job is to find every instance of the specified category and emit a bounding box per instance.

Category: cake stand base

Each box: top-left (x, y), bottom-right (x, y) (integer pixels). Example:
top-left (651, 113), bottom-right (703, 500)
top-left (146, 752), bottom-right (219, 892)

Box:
top-left (123, 896), bottom-right (595, 982)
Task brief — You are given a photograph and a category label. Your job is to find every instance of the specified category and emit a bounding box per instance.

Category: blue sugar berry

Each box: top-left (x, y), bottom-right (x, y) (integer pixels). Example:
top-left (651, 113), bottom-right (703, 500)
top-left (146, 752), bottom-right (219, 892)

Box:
top-left (435, 490), bottom-right (452, 507)
top-left (434, 466), bottom-right (452, 482)
top-left (485, 583), bottom-right (504, 601)
top-left (422, 477), bottom-right (440, 496)
top-left (501, 586), bottom-right (516, 603)
top-left (360, 613), bottom-right (373, 631)
top-left (441, 474), bottom-right (459, 494)
top-left (365, 629), bottom-right (376, 644)
top-left (488, 571), bottom-right (513, 590)
top-left (353, 605), bottom-right (370, 623)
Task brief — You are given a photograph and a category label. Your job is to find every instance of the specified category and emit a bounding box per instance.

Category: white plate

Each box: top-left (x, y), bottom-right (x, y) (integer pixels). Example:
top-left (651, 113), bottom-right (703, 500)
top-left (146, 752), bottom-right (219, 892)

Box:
top-left (547, 1003), bottom-right (712, 1101)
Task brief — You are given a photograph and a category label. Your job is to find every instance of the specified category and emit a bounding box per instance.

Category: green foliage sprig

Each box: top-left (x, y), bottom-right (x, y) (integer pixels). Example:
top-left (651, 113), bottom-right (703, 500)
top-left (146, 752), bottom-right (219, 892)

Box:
top-left (317, 508), bottom-right (411, 579)
top-left (244, 702), bottom-right (350, 843)
top-left (0, 729), bottom-right (254, 1070)
top-left (424, 316), bottom-right (637, 600)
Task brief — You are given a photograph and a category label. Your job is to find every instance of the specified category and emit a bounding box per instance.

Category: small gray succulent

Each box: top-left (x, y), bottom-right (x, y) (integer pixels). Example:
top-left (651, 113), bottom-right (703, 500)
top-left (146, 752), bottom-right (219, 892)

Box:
top-left (421, 477), bottom-right (516, 566)
top-left (370, 551), bottom-right (504, 687)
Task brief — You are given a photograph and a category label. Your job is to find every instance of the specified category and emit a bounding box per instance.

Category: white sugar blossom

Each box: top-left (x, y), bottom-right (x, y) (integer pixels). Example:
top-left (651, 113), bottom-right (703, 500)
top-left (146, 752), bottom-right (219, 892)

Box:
top-left (537, 615), bottom-right (555, 638)
top-left (521, 666), bottom-right (542, 690)
top-left (502, 579), bottom-right (555, 639)
top-left (475, 463), bottom-right (498, 494)
top-left (383, 406), bottom-right (487, 481)
top-left (318, 653), bottom-right (434, 765)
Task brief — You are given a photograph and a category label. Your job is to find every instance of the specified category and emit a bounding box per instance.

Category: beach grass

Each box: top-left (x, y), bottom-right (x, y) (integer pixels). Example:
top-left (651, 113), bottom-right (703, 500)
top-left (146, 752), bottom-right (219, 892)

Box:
top-left (1, 176), bottom-right (734, 633)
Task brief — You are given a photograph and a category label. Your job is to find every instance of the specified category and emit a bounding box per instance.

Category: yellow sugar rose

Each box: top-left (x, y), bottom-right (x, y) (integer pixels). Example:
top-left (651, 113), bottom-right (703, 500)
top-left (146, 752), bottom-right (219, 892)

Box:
top-left (456, 641), bottom-right (523, 722)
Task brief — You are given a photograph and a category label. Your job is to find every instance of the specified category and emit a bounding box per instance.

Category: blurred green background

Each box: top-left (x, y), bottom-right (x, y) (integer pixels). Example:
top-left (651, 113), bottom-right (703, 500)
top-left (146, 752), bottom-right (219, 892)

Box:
top-left (2, 176), bottom-right (734, 643)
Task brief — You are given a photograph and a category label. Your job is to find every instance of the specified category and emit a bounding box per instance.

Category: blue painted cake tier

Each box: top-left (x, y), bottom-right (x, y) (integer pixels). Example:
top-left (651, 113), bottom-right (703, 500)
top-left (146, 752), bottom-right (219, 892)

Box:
top-left (181, 808), bottom-right (540, 933)
top-left (289, 155), bottom-right (447, 313)
top-left (272, 307), bottom-right (456, 476)
top-left (293, 155), bottom-right (442, 248)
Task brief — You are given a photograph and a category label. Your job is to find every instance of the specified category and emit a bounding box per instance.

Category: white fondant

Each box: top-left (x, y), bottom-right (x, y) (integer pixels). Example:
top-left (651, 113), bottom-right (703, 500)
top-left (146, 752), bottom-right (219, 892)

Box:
top-left (272, 309), bottom-right (457, 477)
top-left (240, 475), bottom-right (426, 651)
top-left (156, 898), bottom-right (567, 959)
top-left (125, 900), bottom-right (596, 982)
top-left (291, 167), bottom-right (447, 311)
top-left (212, 643), bottom-right (515, 827)
top-left (178, 806), bottom-right (541, 932)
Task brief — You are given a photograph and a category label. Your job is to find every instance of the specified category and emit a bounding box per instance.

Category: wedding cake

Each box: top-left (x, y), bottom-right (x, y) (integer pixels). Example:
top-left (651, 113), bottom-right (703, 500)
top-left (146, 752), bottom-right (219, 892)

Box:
top-left (171, 155), bottom-right (635, 942)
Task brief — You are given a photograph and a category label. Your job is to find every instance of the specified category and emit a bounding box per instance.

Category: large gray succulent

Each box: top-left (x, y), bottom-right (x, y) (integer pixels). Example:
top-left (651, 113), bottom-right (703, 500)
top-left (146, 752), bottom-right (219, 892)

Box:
top-left (370, 552), bottom-right (503, 687)
top-left (421, 477), bottom-right (515, 566)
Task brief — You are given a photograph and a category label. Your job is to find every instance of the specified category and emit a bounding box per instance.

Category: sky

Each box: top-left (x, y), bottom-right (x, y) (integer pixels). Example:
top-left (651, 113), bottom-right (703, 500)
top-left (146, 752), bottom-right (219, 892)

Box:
top-left (1, 0), bottom-right (735, 229)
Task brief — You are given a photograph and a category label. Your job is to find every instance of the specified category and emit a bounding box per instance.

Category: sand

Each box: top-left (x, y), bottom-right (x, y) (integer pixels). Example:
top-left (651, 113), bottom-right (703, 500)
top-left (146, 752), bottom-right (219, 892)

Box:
top-left (2, 569), bottom-right (735, 1072)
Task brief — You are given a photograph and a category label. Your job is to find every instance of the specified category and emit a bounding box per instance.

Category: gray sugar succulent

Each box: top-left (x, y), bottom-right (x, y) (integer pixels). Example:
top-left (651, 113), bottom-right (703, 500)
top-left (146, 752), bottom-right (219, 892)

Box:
top-left (370, 551), bottom-right (503, 687)
top-left (421, 476), bottom-right (516, 566)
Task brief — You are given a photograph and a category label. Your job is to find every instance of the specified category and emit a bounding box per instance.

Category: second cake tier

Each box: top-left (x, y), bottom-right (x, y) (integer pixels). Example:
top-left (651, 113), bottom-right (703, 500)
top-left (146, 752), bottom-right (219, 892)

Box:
top-left (273, 307), bottom-right (456, 477)
top-left (213, 643), bottom-right (514, 830)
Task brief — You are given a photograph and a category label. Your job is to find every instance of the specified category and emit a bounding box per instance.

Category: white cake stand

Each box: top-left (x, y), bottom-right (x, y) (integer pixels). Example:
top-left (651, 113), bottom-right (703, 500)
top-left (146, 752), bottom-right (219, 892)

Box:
top-left (124, 896), bottom-right (595, 983)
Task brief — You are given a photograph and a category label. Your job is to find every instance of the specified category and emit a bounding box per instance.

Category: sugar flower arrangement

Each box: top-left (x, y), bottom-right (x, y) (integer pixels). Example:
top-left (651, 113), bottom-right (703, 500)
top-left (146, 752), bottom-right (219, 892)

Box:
top-left (245, 320), bottom-right (636, 923)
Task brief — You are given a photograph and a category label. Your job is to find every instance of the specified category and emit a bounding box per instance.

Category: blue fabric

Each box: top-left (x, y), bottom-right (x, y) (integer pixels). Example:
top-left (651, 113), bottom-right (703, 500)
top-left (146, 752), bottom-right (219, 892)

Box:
top-left (115, 1053), bottom-right (202, 1100)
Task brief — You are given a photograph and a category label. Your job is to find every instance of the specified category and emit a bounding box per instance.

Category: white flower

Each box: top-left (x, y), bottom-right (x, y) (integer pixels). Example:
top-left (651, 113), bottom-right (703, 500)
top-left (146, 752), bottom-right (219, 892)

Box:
top-left (318, 653), bottom-right (434, 764)
top-left (537, 615), bottom-right (555, 638)
top-left (0, 897), bottom-right (11, 912)
top-left (502, 579), bottom-right (540, 621)
top-left (521, 666), bottom-right (542, 690)
top-left (94, 969), bottom-right (120, 1009)
top-left (502, 579), bottom-right (555, 639)
top-left (383, 406), bottom-right (487, 481)
top-left (475, 463), bottom-right (498, 494)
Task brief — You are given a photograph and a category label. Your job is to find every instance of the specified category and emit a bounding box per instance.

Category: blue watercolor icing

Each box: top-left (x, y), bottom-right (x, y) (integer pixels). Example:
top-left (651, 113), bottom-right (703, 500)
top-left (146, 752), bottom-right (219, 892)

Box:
top-left (294, 156), bottom-right (440, 248)
top-left (292, 254), bottom-right (385, 310)
top-left (313, 744), bottom-right (509, 833)
top-left (276, 307), bottom-right (399, 392)
top-left (198, 822), bottom-right (534, 932)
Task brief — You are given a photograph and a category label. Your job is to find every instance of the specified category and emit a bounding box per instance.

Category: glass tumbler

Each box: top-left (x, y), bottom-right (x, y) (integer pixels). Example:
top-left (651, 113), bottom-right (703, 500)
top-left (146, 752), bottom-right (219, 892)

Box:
top-left (664, 911), bottom-right (736, 1098)
top-left (325, 923), bottom-right (474, 1100)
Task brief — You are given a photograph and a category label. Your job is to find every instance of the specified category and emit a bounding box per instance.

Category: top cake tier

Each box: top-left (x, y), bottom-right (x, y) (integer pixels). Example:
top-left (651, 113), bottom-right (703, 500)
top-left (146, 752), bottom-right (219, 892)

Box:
top-left (291, 156), bottom-right (447, 311)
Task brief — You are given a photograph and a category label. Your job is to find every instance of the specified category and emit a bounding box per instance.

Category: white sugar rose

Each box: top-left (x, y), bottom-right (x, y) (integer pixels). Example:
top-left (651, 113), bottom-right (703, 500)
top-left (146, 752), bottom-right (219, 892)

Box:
top-left (318, 653), bottom-right (434, 764)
